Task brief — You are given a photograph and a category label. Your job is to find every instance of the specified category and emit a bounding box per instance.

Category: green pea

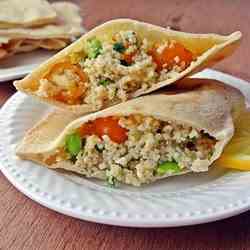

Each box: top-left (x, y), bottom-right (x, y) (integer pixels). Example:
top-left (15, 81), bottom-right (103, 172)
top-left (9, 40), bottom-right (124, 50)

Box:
top-left (65, 133), bottom-right (82, 157)
top-left (156, 161), bottom-right (180, 175)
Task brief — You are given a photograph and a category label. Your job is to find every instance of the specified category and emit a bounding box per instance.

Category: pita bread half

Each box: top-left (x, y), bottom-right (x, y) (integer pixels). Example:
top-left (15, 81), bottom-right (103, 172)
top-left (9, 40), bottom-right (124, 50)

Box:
top-left (0, 2), bottom-right (84, 39)
top-left (0, 0), bottom-right (57, 29)
top-left (16, 78), bottom-right (246, 186)
top-left (14, 18), bottom-right (241, 115)
top-left (0, 37), bottom-right (22, 59)
top-left (0, 2), bottom-right (84, 60)
top-left (0, 36), bottom-right (71, 60)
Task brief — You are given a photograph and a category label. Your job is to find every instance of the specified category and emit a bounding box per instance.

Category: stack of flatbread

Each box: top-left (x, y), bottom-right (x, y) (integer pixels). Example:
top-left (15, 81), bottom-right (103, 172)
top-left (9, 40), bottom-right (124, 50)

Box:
top-left (0, 0), bottom-right (84, 60)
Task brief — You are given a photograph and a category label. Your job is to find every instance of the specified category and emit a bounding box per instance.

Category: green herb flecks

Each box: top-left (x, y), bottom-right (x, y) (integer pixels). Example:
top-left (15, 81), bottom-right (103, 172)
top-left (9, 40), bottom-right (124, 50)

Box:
top-left (106, 170), bottom-right (117, 187)
top-left (98, 78), bottom-right (112, 86)
top-left (113, 42), bottom-right (126, 53)
top-left (208, 149), bottom-right (214, 160)
top-left (87, 37), bottom-right (102, 59)
top-left (106, 175), bottom-right (116, 187)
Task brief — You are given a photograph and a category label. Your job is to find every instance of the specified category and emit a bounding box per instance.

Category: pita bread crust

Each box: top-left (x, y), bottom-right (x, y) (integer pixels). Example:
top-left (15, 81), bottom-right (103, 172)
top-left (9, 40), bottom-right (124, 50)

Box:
top-left (0, 0), bottom-right (57, 28)
top-left (17, 109), bottom-right (79, 154)
top-left (14, 19), bottom-right (242, 115)
top-left (16, 79), bottom-right (246, 182)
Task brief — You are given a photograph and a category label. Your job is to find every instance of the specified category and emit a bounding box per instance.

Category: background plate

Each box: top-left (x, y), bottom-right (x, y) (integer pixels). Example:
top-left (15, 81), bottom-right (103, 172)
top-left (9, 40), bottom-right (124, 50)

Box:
top-left (0, 50), bottom-right (56, 82)
top-left (1, 69), bottom-right (250, 227)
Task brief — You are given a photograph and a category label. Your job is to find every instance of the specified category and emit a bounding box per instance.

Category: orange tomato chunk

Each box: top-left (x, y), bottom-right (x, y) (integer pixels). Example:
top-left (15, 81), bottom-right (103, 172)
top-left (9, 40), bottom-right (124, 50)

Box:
top-left (67, 86), bottom-right (85, 104)
top-left (149, 42), bottom-right (193, 71)
top-left (53, 92), bottom-right (67, 103)
top-left (46, 62), bottom-right (87, 105)
top-left (78, 117), bottom-right (128, 144)
top-left (94, 117), bottom-right (128, 144)
top-left (46, 62), bottom-right (87, 83)
top-left (53, 87), bottom-right (84, 105)
top-left (78, 122), bottom-right (95, 137)
top-left (123, 51), bottom-right (137, 65)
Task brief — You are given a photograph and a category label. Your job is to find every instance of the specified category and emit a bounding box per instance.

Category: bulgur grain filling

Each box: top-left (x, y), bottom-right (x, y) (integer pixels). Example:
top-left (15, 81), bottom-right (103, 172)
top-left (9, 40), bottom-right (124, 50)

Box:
top-left (45, 115), bottom-right (216, 186)
top-left (36, 30), bottom-right (195, 108)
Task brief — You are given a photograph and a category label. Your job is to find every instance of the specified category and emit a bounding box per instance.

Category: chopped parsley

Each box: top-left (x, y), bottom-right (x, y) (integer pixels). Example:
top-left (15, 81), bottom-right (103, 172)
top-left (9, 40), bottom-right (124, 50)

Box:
top-left (106, 175), bottom-right (116, 187)
top-left (106, 170), bottom-right (117, 187)
top-left (208, 149), bottom-right (214, 159)
top-left (98, 78), bottom-right (112, 86)
top-left (113, 42), bottom-right (126, 53)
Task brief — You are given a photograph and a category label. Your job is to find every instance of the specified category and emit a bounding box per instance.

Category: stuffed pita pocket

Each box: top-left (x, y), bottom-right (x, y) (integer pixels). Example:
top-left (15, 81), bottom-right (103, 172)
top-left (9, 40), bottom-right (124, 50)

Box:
top-left (14, 18), bottom-right (241, 115)
top-left (16, 79), bottom-right (245, 186)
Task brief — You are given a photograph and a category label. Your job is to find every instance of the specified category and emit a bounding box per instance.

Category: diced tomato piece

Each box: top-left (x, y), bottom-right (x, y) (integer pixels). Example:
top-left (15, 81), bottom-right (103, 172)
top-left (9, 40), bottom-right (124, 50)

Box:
top-left (46, 62), bottom-right (87, 83)
top-left (94, 117), bottom-right (128, 144)
top-left (69, 86), bottom-right (83, 99)
top-left (78, 117), bottom-right (128, 144)
top-left (149, 42), bottom-right (193, 71)
top-left (123, 51), bottom-right (137, 65)
top-left (53, 92), bottom-right (67, 102)
top-left (78, 122), bottom-right (95, 137)
top-left (53, 88), bottom-right (83, 105)
top-left (48, 62), bottom-right (87, 105)
top-left (67, 86), bottom-right (85, 104)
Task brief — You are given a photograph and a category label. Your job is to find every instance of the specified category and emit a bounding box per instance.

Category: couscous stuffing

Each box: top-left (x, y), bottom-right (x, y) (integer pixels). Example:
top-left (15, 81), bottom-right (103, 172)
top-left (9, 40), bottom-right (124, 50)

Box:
top-left (36, 30), bottom-right (195, 108)
top-left (45, 115), bottom-right (216, 186)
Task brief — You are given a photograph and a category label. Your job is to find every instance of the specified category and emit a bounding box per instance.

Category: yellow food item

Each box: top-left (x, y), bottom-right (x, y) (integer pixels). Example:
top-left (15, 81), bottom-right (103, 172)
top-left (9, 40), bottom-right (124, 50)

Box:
top-left (216, 110), bottom-right (250, 170)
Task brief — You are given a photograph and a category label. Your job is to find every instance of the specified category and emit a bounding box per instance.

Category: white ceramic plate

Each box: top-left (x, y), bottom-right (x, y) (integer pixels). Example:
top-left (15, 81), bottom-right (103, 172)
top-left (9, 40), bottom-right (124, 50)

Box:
top-left (1, 69), bottom-right (250, 228)
top-left (0, 50), bottom-right (56, 82)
